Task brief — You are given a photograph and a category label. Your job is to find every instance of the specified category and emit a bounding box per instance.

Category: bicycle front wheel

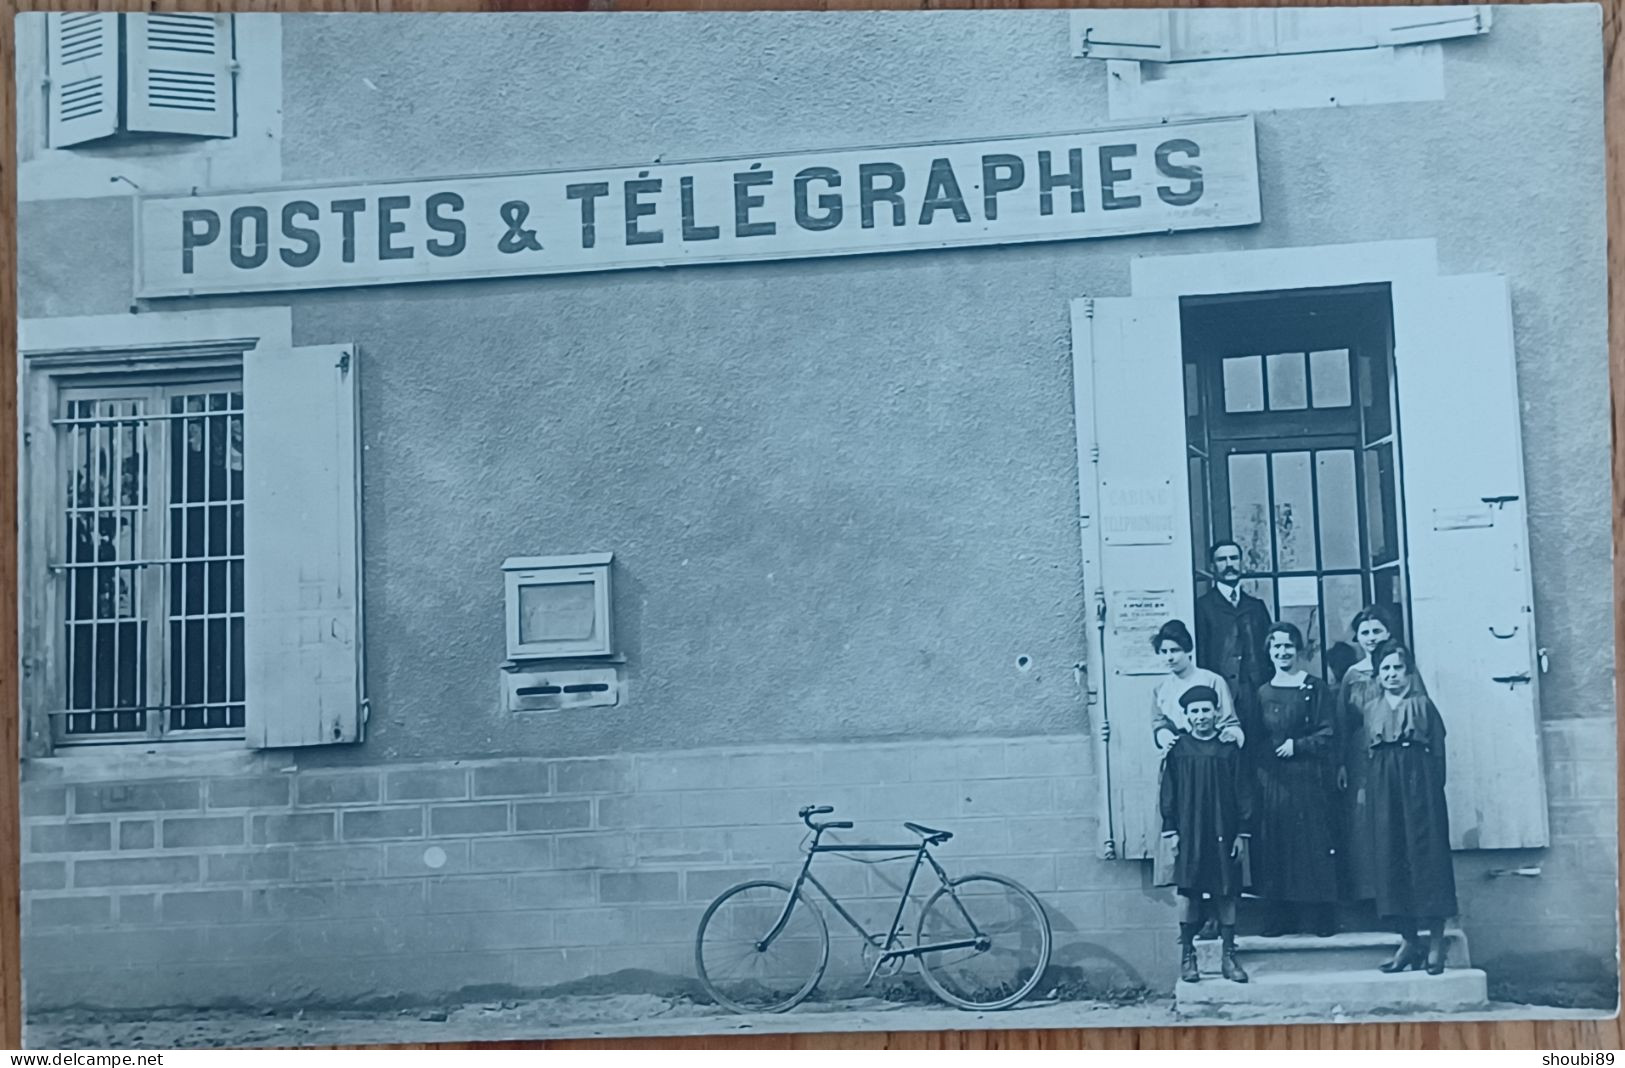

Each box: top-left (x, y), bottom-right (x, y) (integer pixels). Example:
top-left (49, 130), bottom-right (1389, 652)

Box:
top-left (916, 873), bottom-right (1052, 1010)
top-left (695, 880), bottom-right (829, 1014)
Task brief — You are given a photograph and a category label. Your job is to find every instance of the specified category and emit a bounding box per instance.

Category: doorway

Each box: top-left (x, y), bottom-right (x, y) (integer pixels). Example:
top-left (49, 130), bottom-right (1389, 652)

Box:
top-left (1179, 284), bottom-right (1410, 679)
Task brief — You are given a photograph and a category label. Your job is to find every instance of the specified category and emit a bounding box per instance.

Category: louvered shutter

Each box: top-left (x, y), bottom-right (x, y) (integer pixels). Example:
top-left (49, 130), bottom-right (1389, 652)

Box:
top-left (1073, 297), bottom-right (1194, 860)
top-left (1070, 11), bottom-right (1171, 61)
top-left (46, 12), bottom-right (119, 148)
top-left (244, 345), bottom-right (364, 748)
top-left (125, 13), bottom-right (235, 138)
top-left (1391, 274), bottom-right (1546, 849)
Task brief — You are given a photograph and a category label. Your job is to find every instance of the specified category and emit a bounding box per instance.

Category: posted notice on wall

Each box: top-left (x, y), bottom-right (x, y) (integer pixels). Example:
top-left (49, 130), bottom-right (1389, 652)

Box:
top-left (135, 116), bottom-right (1260, 296)
top-left (1108, 589), bottom-right (1177, 676)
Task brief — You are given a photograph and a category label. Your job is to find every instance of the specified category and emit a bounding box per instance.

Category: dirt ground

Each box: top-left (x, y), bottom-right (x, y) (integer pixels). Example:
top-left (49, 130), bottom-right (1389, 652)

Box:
top-left (26, 994), bottom-right (1606, 1049)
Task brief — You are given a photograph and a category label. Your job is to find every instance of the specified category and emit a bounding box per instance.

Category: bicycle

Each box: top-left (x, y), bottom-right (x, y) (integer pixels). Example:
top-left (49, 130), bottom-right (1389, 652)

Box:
top-left (694, 804), bottom-right (1053, 1014)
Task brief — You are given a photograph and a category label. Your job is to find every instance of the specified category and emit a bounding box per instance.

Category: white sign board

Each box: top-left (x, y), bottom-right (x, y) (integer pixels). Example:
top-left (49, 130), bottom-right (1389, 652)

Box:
top-left (135, 116), bottom-right (1260, 296)
top-left (1100, 478), bottom-right (1179, 546)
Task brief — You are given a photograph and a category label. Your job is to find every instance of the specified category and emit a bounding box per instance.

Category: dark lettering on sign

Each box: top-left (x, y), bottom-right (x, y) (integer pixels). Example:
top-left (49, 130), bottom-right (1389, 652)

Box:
top-left (378, 195), bottom-right (413, 261)
top-left (329, 199), bottom-right (367, 264)
top-left (680, 176), bottom-right (720, 242)
top-left (180, 209), bottom-right (220, 275)
top-left (733, 168), bottom-right (776, 238)
top-left (566, 182), bottom-right (611, 250)
top-left (425, 192), bottom-right (466, 257)
top-left (918, 158), bottom-right (971, 225)
top-left (1154, 139), bottom-right (1204, 207)
top-left (859, 163), bottom-right (906, 229)
top-left (229, 206), bottom-right (269, 270)
top-left (1038, 150), bottom-right (1086, 216)
top-left (280, 201), bottom-right (320, 268)
top-left (981, 154), bottom-right (1025, 221)
top-left (498, 201), bottom-right (544, 254)
top-left (625, 176), bottom-right (663, 246)
top-left (794, 167), bottom-right (842, 232)
top-left (1099, 145), bottom-right (1142, 211)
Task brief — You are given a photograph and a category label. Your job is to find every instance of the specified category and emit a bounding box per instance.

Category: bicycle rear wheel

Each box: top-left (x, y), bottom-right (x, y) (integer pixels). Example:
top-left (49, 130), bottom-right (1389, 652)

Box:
top-left (915, 873), bottom-right (1052, 1010)
top-left (695, 880), bottom-right (829, 1014)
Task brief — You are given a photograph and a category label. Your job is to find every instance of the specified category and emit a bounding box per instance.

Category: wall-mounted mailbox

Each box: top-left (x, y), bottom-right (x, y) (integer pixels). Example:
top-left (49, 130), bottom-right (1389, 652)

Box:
top-left (503, 666), bottom-right (620, 713)
top-left (503, 552), bottom-right (614, 661)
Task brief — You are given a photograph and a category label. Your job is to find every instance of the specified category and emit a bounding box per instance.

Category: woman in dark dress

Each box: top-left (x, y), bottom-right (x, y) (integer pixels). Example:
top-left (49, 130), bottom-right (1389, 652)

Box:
top-left (1160, 685), bottom-right (1253, 985)
top-left (1336, 606), bottom-right (1427, 905)
top-left (1361, 640), bottom-right (1458, 975)
top-left (1252, 622), bottom-right (1341, 937)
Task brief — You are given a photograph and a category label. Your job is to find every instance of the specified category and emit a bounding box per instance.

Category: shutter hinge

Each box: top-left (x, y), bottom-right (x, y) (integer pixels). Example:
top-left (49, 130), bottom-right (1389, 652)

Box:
top-left (337, 350), bottom-right (351, 374)
top-left (22, 431), bottom-right (32, 448)
top-left (1080, 298), bottom-right (1096, 319)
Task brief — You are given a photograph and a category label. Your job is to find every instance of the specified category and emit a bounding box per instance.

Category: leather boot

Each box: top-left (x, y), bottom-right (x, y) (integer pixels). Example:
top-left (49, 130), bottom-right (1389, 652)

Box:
top-left (1179, 923), bottom-right (1200, 983)
top-left (1220, 926), bottom-right (1249, 983)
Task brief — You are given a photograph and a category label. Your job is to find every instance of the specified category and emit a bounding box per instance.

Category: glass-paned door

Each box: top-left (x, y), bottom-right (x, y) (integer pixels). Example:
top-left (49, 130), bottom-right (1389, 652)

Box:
top-left (1181, 286), bottom-right (1408, 679)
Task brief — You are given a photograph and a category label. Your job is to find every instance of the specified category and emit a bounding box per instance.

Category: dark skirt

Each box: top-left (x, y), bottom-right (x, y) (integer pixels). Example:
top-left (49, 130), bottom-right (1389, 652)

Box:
top-left (1252, 759), bottom-right (1340, 904)
top-left (1341, 750), bottom-right (1378, 901)
top-left (1369, 743), bottom-right (1458, 920)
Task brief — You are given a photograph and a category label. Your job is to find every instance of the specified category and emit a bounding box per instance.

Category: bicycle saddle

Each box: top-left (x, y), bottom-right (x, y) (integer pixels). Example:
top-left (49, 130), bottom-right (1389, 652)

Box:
top-left (904, 821), bottom-right (953, 844)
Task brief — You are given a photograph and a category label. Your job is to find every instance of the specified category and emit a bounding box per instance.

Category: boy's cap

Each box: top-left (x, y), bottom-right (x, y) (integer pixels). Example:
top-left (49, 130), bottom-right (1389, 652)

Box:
top-left (1178, 684), bottom-right (1220, 709)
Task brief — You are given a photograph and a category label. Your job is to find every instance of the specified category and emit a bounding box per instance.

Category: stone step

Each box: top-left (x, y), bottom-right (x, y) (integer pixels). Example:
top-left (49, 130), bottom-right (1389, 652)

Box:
top-left (1174, 966), bottom-right (1489, 1015)
top-left (1195, 930), bottom-right (1471, 975)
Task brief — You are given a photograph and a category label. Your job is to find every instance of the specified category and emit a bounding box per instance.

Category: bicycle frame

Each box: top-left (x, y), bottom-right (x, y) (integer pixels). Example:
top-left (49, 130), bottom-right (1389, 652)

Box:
top-left (755, 828), bottom-right (992, 985)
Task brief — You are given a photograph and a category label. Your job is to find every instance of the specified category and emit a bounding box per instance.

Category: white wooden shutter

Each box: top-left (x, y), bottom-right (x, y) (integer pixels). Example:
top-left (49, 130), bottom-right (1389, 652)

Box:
top-left (45, 12), bottom-right (119, 148)
top-left (1392, 274), bottom-right (1547, 849)
top-left (1365, 5), bottom-right (1492, 46)
top-left (1097, 7), bottom-right (1493, 62)
top-left (1073, 297), bottom-right (1193, 860)
top-left (1070, 11), bottom-right (1171, 61)
top-left (125, 13), bottom-right (235, 138)
top-left (244, 344), bottom-right (363, 748)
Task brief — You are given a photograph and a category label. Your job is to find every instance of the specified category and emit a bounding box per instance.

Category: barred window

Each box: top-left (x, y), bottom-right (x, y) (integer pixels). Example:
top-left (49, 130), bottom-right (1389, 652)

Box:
top-left (57, 379), bottom-right (245, 743)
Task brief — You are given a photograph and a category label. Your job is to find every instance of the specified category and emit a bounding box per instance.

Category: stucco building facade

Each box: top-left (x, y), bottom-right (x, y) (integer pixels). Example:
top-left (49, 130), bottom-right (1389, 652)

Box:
top-left (14, 8), bottom-right (1615, 1015)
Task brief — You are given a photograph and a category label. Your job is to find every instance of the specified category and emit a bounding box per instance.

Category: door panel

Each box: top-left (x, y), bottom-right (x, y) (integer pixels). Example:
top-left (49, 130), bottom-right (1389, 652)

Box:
top-left (1073, 296), bottom-right (1192, 861)
top-left (1391, 273), bottom-right (1547, 849)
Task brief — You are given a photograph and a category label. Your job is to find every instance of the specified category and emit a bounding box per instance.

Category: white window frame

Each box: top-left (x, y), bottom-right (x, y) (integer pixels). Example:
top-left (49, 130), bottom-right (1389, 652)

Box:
top-left (16, 12), bottom-right (282, 201)
top-left (20, 309), bottom-right (293, 762)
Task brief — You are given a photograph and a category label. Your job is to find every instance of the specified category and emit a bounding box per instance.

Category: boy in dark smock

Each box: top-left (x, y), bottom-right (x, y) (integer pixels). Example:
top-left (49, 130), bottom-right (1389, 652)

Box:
top-left (1160, 685), bottom-right (1253, 985)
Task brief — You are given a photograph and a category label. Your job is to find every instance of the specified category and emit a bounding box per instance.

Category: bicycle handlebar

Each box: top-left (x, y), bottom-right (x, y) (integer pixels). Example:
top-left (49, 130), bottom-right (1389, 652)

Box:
top-left (799, 805), bottom-right (849, 831)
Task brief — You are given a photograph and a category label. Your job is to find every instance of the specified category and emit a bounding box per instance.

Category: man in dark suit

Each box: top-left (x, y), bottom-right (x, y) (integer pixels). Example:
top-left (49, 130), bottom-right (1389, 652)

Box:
top-left (1194, 540), bottom-right (1274, 760)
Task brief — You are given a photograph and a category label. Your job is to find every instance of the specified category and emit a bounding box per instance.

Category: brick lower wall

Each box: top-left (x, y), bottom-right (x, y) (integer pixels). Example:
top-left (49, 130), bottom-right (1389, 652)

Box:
top-left (19, 723), bottom-right (1618, 1012)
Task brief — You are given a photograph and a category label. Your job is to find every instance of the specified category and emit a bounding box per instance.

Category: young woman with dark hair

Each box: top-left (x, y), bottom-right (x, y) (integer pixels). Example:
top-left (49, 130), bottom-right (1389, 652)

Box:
top-left (1251, 621), bottom-right (1341, 937)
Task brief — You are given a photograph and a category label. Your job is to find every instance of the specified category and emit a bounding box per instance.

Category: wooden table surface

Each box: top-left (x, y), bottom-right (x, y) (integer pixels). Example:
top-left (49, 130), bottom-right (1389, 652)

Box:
top-left (0, 0), bottom-right (1618, 1050)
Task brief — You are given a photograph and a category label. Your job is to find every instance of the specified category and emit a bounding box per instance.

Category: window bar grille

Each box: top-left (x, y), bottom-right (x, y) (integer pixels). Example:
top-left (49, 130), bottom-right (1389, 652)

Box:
top-left (91, 405), bottom-right (106, 735)
top-left (54, 387), bottom-right (244, 741)
top-left (174, 395), bottom-right (188, 732)
top-left (64, 406), bottom-right (79, 736)
top-left (109, 400), bottom-right (122, 736)
top-left (51, 407), bottom-right (244, 427)
top-left (202, 397), bottom-right (211, 729)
